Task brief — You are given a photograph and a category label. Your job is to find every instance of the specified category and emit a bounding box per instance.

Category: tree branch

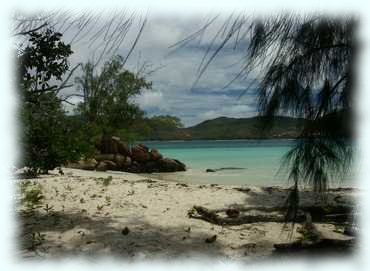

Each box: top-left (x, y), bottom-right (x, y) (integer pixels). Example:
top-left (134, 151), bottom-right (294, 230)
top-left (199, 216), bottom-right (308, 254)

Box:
top-left (55, 63), bottom-right (82, 94)
top-left (14, 23), bottom-right (48, 36)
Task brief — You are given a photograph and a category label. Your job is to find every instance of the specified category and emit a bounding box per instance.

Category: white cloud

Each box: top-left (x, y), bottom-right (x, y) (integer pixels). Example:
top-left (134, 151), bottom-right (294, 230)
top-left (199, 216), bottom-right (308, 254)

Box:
top-left (134, 90), bottom-right (167, 110)
top-left (58, 13), bottom-right (258, 126)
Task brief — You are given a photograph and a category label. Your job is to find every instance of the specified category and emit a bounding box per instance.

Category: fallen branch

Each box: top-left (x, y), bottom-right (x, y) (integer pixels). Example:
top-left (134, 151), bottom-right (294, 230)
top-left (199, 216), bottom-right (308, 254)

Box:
top-left (188, 205), bottom-right (354, 225)
top-left (273, 238), bottom-right (355, 253)
top-left (274, 213), bottom-right (355, 253)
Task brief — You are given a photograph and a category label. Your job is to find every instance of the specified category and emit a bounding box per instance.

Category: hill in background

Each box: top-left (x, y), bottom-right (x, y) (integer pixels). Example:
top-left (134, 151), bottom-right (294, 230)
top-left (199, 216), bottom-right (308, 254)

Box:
top-left (143, 116), bottom-right (306, 140)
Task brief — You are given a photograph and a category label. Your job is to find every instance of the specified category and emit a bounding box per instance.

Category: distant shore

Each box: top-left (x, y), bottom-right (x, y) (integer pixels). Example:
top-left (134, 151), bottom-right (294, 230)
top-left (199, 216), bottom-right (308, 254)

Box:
top-left (16, 168), bottom-right (356, 260)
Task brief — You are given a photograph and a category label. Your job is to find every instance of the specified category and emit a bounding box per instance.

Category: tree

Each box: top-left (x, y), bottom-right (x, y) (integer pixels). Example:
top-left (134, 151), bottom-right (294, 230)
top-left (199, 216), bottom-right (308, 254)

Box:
top-left (244, 16), bottom-right (355, 195)
top-left (17, 27), bottom-right (82, 175)
top-left (149, 115), bottom-right (184, 130)
top-left (75, 55), bottom-right (152, 135)
top-left (175, 15), bottom-right (356, 211)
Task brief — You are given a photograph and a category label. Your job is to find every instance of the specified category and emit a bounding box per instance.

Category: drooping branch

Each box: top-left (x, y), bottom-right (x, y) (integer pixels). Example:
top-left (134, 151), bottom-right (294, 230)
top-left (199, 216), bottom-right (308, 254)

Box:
top-left (55, 63), bottom-right (82, 94)
top-left (14, 22), bottom-right (48, 36)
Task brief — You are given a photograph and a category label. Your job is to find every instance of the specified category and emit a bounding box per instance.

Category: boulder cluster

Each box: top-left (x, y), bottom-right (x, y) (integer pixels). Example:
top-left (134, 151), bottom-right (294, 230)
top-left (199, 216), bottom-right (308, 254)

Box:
top-left (67, 135), bottom-right (186, 173)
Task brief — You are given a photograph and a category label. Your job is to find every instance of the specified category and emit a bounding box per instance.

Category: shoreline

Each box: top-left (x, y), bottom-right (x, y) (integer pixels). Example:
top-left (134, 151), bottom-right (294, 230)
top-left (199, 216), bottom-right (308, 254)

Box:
top-left (16, 168), bottom-right (357, 260)
top-left (140, 138), bottom-right (298, 143)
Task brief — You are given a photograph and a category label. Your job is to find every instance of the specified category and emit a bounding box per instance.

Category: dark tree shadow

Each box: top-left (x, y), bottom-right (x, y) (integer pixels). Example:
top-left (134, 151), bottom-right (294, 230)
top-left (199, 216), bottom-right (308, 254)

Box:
top-left (17, 209), bottom-right (227, 261)
top-left (230, 186), bottom-right (357, 209)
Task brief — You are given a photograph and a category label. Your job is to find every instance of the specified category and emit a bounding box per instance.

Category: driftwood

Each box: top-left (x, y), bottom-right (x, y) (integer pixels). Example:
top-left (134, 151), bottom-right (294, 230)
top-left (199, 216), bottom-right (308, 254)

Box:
top-left (188, 205), bottom-right (356, 253)
top-left (274, 213), bottom-right (355, 253)
top-left (188, 205), bottom-right (354, 226)
top-left (273, 239), bottom-right (355, 253)
top-left (188, 206), bottom-right (284, 225)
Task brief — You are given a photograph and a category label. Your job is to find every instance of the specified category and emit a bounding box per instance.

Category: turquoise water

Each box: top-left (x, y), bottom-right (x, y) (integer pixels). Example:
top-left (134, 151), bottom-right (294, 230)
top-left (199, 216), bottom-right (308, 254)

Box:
top-left (141, 139), bottom-right (354, 187)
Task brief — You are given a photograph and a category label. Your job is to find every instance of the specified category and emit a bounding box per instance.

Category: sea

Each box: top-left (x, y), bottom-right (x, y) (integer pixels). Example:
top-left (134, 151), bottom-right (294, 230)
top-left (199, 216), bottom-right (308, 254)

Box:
top-left (141, 139), bottom-right (356, 187)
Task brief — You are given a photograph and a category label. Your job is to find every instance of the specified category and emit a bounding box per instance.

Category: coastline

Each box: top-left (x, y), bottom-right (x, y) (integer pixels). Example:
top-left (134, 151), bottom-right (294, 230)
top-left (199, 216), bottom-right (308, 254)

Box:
top-left (16, 168), bottom-right (357, 260)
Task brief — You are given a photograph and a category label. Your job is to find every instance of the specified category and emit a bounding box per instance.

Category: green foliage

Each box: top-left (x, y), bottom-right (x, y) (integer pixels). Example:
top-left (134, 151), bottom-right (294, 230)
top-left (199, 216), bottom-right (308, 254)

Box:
top-left (19, 182), bottom-right (44, 209)
top-left (17, 27), bottom-right (85, 174)
top-left (128, 115), bottom-right (185, 141)
top-left (18, 28), bottom-right (73, 101)
top-left (75, 55), bottom-right (152, 132)
top-left (244, 16), bottom-right (356, 192)
top-left (297, 226), bottom-right (318, 242)
top-left (134, 116), bottom-right (305, 140)
top-left (29, 232), bottom-right (46, 250)
top-left (20, 92), bottom-right (83, 173)
top-left (95, 176), bottom-right (113, 186)
top-left (180, 15), bottom-right (355, 194)
top-left (148, 115), bottom-right (184, 129)
top-left (63, 115), bottom-right (100, 159)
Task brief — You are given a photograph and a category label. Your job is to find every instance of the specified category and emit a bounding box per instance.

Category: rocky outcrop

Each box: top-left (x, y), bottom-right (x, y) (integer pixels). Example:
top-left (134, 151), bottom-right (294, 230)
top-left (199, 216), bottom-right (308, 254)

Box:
top-left (150, 148), bottom-right (163, 161)
top-left (131, 145), bottom-right (151, 162)
top-left (68, 136), bottom-right (186, 173)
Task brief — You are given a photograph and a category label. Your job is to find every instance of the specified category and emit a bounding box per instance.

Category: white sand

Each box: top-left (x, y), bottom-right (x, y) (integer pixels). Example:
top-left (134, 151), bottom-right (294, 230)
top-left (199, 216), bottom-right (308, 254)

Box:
top-left (16, 168), bottom-right (357, 261)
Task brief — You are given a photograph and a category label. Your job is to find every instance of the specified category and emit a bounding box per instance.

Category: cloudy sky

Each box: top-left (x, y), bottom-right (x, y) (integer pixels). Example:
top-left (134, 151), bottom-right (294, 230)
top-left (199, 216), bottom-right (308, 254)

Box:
top-left (57, 12), bottom-right (259, 127)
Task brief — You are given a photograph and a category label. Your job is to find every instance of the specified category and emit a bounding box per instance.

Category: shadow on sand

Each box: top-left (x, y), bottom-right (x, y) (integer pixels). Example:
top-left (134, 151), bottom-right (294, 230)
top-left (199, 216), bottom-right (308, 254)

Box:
top-left (18, 209), bottom-right (226, 261)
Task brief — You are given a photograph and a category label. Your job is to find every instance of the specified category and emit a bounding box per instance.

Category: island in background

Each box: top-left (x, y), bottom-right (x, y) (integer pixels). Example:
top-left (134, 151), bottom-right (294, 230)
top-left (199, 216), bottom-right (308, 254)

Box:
top-left (132, 110), bottom-right (350, 141)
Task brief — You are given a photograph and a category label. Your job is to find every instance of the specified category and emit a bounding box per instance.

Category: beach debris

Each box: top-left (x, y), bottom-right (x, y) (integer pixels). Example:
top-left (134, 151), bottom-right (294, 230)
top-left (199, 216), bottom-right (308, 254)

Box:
top-left (243, 243), bottom-right (257, 254)
top-left (43, 204), bottom-right (54, 214)
top-left (226, 208), bottom-right (240, 218)
top-left (262, 186), bottom-right (284, 194)
top-left (184, 226), bottom-right (191, 233)
top-left (206, 167), bottom-right (245, 173)
top-left (274, 212), bottom-right (356, 254)
top-left (58, 167), bottom-right (64, 175)
top-left (188, 205), bottom-right (354, 226)
top-left (136, 178), bottom-right (156, 183)
top-left (121, 227), bottom-right (130, 235)
top-left (233, 187), bottom-right (251, 193)
top-left (94, 176), bottom-right (113, 186)
top-left (67, 159), bottom-right (98, 171)
top-left (205, 235), bottom-right (217, 243)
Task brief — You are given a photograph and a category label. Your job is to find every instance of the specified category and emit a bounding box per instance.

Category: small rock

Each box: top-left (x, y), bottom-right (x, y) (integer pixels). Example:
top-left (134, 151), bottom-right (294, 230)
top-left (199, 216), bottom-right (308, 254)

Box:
top-left (205, 235), bottom-right (217, 243)
top-left (226, 208), bottom-right (240, 218)
top-left (121, 227), bottom-right (130, 235)
top-left (344, 224), bottom-right (358, 236)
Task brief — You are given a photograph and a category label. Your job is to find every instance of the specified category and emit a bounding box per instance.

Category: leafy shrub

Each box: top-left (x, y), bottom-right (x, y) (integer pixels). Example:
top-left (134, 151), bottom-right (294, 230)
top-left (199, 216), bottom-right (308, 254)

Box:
top-left (19, 182), bottom-right (44, 209)
top-left (95, 176), bottom-right (113, 186)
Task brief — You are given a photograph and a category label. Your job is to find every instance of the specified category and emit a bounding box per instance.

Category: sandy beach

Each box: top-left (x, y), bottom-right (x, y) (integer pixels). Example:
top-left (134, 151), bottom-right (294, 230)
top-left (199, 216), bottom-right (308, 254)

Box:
top-left (16, 168), bottom-right (357, 261)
